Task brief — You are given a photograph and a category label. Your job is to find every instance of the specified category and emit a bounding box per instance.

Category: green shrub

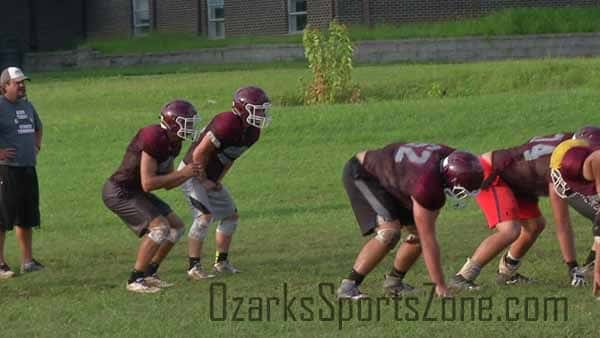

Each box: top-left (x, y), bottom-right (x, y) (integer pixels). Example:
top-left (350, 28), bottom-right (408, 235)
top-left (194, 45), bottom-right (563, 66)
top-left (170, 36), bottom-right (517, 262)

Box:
top-left (302, 21), bottom-right (361, 105)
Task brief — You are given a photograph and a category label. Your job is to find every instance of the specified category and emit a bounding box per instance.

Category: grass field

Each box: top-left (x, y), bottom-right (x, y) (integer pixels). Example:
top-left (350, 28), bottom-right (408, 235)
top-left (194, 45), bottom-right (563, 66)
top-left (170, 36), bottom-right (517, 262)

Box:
top-left (2, 58), bottom-right (600, 337)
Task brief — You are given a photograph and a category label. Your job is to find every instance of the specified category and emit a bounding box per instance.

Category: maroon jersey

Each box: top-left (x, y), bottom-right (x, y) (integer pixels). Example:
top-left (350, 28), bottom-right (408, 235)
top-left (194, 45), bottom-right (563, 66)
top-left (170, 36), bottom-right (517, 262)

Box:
top-left (183, 111), bottom-right (260, 181)
top-left (362, 143), bottom-right (455, 211)
top-left (110, 124), bottom-right (182, 191)
top-left (491, 132), bottom-right (573, 199)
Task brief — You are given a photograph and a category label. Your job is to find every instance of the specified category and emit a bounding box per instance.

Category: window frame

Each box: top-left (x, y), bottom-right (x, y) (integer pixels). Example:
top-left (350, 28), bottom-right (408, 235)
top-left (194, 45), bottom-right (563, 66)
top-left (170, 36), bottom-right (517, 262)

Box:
top-left (288, 0), bottom-right (307, 34)
top-left (207, 0), bottom-right (225, 39)
top-left (132, 0), bottom-right (151, 36)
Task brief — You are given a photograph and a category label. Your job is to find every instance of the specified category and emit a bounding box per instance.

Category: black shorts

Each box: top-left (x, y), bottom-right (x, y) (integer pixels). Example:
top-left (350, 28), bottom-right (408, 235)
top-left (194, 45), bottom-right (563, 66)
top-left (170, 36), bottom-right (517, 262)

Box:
top-left (0, 165), bottom-right (40, 231)
top-left (102, 179), bottom-right (172, 237)
top-left (342, 157), bottom-right (414, 236)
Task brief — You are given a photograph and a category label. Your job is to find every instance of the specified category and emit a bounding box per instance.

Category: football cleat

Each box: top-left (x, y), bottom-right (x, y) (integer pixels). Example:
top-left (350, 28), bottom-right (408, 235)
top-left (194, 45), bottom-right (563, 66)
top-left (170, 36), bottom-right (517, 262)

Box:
top-left (20, 259), bottom-right (44, 273)
top-left (145, 274), bottom-right (174, 288)
top-left (0, 263), bottom-right (15, 279)
top-left (213, 261), bottom-right (240, 274)
top-left (337, 279), bottom-right (368, 300)
top-left (496, 272), bottom-right (534, 285)
top-left (187, 264), bottom-right (216, 280)
top-left (126, 278), bottom-right (161, 293)
top-left (382, 274), bottom-right (417, 297)
top-left (448, 274), bottom-right (481, 291)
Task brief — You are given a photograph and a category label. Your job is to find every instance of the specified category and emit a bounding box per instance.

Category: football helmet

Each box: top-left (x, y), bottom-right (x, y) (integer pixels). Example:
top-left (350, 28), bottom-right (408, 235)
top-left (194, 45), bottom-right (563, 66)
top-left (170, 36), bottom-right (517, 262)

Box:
top-left (160, 99), bottom-right (201, 141)
top-left (550, 139), bottom-right (591, 198)
top-left (573, 125), bottom-right (600, 146)
top-left (232, 86), bottom-right (272, 129)
top-left (441, 151), bottom-right (484, 207)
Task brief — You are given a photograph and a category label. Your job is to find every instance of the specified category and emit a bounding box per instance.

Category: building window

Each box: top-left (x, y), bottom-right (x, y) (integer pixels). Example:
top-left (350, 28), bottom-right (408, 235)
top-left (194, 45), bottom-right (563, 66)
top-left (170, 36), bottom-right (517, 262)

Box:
top-left (208, 0), bottom-right (225, 39)
top-left (132, 0), bottom-right (151, 35)
top-left (288, 0), bottom-right (307, 33)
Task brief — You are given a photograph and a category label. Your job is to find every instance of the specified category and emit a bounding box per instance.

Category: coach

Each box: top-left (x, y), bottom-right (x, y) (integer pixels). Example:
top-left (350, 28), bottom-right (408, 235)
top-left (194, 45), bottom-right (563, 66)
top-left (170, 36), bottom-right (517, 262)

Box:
top-left (0, 66), bottom-right (44, 279)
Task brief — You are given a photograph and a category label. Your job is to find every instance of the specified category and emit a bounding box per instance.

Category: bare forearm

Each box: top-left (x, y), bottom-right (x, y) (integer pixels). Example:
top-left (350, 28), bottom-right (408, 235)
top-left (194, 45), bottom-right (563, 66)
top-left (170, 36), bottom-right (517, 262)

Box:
top-left (142, 170), bottom-right (189, 192)
top-left (420, 235), bottom-right (445, 286)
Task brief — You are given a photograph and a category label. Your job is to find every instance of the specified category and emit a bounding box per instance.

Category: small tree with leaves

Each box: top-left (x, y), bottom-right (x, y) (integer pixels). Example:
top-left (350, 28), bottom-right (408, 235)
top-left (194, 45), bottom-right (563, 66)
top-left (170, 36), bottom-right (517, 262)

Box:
top-left (303, 20), bottom-right (360, 105)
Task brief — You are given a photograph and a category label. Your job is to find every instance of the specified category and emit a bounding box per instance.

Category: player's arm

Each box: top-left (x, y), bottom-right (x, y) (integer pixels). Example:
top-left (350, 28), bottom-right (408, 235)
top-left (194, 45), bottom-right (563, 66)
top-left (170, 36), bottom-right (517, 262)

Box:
top-left (140, 151), bottom-right (198, 192)
top-left (412, 196), bottom-right (448, 296)
top-left (548, 183), bottom-right (577, 263)
top-left (192, 131), bottom-right (219, 189)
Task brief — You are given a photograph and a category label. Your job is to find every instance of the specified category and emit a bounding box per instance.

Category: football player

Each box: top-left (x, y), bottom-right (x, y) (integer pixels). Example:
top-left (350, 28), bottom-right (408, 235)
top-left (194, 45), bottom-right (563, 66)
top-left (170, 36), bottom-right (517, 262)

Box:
top-left (180, 86), bottom-right (271, 280)
top-left (448, 131), bottom-right (579, 290)
top-left (550, 138), bottom-right (600, 298)
top-left (102, 100), bottom-right (202, 293)
top-left (337, 143), bottom-right (483, 299)
top-left (552, 126), bottom-right (600, 286)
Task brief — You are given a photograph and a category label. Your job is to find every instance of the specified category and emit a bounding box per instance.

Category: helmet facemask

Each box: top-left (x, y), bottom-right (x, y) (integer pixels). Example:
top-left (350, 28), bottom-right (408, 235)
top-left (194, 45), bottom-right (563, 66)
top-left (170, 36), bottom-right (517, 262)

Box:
top-left (550, 168), bottom-right (571, 198)
top-left (444, 185), bottom-right (480, 208)
top-left (174, 115), bottom-right (201, 141)
top-left (243, 102), bottom-right (272, 129)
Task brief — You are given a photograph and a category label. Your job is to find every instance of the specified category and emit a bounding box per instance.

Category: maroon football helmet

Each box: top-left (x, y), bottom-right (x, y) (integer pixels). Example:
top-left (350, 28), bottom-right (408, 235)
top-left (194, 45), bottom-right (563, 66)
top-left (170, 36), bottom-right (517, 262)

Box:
top-left (160, 99), bottom-right (201, 141)
top-left (441, 151), bottom-right (484, 206)
top-left (574, 125), bottom-right (600, 146)
top-left (232, 86), bottom-right (272, 129)
top-left (551, 145), bottom-right (592, 198)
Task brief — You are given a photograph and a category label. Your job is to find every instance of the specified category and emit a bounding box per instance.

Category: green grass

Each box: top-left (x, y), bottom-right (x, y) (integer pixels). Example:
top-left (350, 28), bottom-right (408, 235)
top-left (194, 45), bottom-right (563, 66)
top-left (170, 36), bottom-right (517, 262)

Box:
top-left (349, 7), bottom-right (600, 40)
top-left (1, 58), bottom-right (600, 337)
top-left (81, 7), bottom-right (600, 54)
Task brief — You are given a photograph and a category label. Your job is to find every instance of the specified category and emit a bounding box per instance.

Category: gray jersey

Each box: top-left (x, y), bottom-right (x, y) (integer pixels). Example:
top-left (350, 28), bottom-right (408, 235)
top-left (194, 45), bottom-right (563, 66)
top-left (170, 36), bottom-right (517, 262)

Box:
top-left (0, 96), bottom-right (42, 167)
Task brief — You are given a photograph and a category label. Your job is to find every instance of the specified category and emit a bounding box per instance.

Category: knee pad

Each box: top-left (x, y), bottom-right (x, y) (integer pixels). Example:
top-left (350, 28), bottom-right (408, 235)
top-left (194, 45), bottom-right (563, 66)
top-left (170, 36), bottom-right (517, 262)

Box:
top-left (148, 222), bottom-right (169, 244)
top-left (168, 227), bottom-right (185, 243)
top-left (375, 228), bottom-right (401, 248)
top-left (189, 218), bottom-right (211, 240)
top-left (217, 216), bottom-right (238, 236)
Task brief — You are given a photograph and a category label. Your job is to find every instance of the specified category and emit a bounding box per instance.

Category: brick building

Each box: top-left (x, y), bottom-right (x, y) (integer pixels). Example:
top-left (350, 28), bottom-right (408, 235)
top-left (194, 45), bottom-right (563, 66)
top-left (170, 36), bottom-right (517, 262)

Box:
top-left (2, 0), bottom-right (600, 57)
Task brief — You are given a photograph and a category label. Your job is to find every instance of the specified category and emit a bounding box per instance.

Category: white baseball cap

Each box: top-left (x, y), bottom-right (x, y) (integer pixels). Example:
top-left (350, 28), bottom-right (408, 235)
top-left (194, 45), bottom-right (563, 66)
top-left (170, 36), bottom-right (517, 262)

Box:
top-left (0, 67), bottom-right (29, 86)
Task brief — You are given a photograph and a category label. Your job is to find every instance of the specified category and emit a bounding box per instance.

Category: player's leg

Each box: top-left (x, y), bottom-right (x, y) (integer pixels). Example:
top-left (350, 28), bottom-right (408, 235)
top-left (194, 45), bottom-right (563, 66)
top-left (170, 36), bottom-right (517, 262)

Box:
top-left (496, 200), bottom-right (544, 285)
top-left (127, 215), bottom-right (169, 293)
top-left (102, 180), bottom-right (165, 293)
top-left (202, 186), bottom-right (239, 274)
top-left (450, 220), bottom-right (521, 289)
top-left (213, 213), bottom-right (240, 273)
top-left (449, 156), bottom-right (521, 290)
top-left (337, 156), bottom-right (401, 299)
top-left (143, 212), bottom-right (186, 288)
top-left (384, 226), bottom-right (421, 296)
top-left (180, 172), bottom-right (216, 280)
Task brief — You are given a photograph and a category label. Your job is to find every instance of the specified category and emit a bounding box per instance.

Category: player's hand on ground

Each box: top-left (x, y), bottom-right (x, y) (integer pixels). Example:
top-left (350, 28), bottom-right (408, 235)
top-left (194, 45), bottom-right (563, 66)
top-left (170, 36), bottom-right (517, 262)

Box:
top-left (570, 267), bottom-right (587, 287)
top-left (0, 148), bottom-right (16, 160)
top-left (435, 284), bottom-right (452, 298)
